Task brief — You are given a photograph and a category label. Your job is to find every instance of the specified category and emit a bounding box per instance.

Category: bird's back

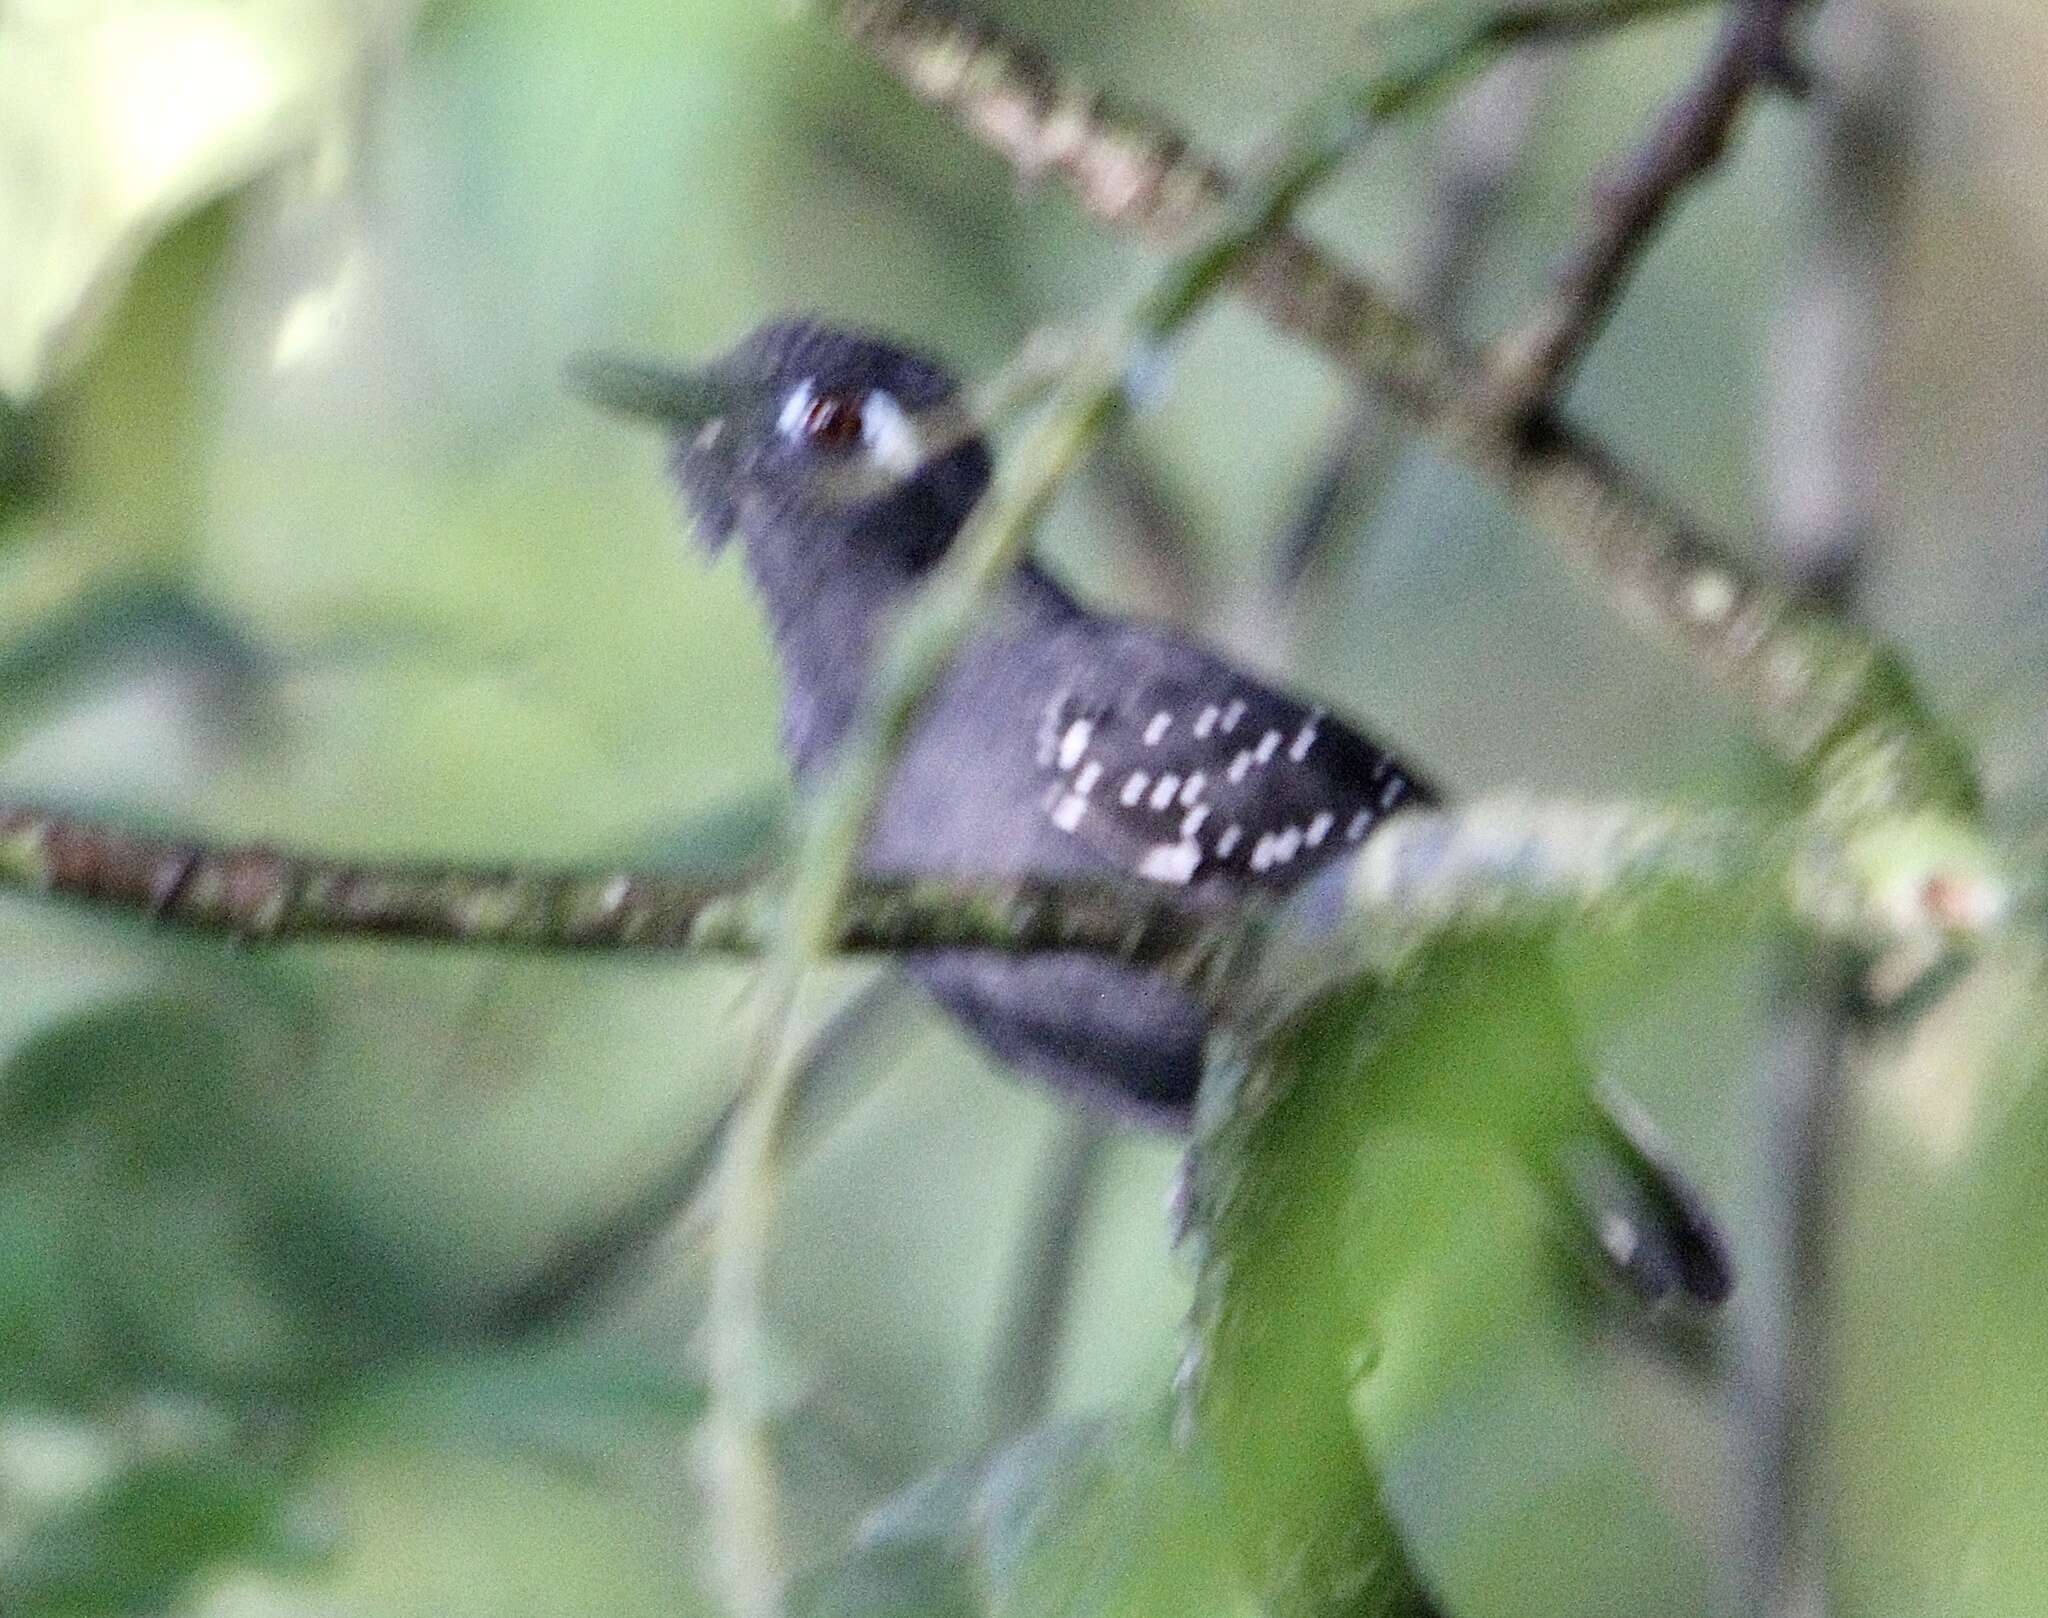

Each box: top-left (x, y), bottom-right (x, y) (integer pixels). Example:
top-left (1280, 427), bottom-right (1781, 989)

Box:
top-left (856, 562), bottom-right (1431, 1126)
top-left (863, 563), bottom-right (1432, 895)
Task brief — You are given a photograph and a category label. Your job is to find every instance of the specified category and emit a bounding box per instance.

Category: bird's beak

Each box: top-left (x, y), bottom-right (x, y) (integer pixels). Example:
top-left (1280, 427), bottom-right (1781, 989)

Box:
top-left (566, 354), bottom-right (740, 435)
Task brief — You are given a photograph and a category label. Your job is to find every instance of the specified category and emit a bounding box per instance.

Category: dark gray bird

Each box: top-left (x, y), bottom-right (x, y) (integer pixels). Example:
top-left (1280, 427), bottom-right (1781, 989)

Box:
top-left (578, 319), bottom-right (1730, 1304)
top-left (578, 319), bottom-right (1431, 1122)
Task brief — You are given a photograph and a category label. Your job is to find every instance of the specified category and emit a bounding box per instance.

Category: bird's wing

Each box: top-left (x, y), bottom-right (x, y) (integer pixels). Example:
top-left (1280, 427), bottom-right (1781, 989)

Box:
top-left (1028, 633), bottom-right (1430, 892)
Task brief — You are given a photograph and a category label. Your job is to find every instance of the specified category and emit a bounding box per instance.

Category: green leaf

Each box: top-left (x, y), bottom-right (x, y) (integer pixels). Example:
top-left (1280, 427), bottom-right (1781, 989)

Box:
top-left (0, 987), bottom-right (483, 1401)
top-left (1831, 935), bottom-right (2048, 1618)
top-left (791, 1460), bottom-right (981, 1618)
top-left (343, 1338), bottom-right (706, 1474)
top-left (793, 1410), bottom-right (1256, 1618)
top-left (1183, 936), bottom-right (1721, 1618)
top-left (0, 0), bottom-right (420, 399)
top-left (0, 1446), bottom-right (303, 1617)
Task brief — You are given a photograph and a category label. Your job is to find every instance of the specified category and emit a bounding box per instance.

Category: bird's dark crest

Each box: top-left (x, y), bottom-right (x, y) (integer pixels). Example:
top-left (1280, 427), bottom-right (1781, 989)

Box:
top-left (672, 316), bottom-right (988, 566)
top-left (718, 317), bottom-right (965, 413)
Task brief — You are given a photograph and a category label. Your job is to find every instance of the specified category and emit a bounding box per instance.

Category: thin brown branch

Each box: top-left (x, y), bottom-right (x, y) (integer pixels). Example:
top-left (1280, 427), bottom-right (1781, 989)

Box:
top-left (0, 792), bottom-right (2009, 992)
top-left (1482, 0), bottom-right (1811, 414)
top-left (821, 0), bottom-right (1975, 820)
top-left (0, 803), bottom-right (1246, 978)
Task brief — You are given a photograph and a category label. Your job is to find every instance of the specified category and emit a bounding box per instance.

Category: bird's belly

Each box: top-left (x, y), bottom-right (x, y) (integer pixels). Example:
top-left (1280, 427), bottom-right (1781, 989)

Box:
top-left (858, 710), bottom-right (1094, 881)
top-left (852, 695), bottom-right (1207, 1128)
top-left (906, 950), bottom-right (1205, 1128)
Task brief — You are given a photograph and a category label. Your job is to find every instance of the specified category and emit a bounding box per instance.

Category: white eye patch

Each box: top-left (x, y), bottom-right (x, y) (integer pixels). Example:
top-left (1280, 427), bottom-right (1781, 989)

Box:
top-left (776, 377), bottom-right (820, 439)
top-left (775, 378), bottom-right (926, 471)
top-left (772, 376), bottom-right (975, 507)
top-left (856, 389), bottom-right (921, 476)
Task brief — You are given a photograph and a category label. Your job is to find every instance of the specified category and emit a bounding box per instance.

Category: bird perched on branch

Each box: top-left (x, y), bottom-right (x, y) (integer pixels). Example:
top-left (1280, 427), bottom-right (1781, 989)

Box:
top-left (578, 319), bottom-right (1729, 1305)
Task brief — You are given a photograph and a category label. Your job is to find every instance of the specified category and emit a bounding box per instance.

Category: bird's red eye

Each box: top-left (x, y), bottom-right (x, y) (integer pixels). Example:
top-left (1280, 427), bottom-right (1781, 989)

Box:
top-left (798, 390), bottom-right (865, 449)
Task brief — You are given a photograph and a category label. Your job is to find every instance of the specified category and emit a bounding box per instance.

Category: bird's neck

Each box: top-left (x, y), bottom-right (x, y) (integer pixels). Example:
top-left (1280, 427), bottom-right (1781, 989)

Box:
top-left (737, 508), bottom-right (1078, 775)
top-left (736, 510), bottom-right (927, 773)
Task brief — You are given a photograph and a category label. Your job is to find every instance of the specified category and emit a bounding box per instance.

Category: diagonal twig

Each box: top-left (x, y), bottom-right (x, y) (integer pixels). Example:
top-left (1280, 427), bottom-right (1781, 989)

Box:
top-left (982, 1114), bottom-right (1112, 1442)
top-left (478, 973), bottom-right (925, 1340)
top-left (1480, 0), bottom-right (1812, 415)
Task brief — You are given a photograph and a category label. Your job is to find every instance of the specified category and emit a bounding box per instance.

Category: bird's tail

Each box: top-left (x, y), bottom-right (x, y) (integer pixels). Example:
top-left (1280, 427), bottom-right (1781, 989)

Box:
top-left (1552, 1085), bottom-right (1733, 1308)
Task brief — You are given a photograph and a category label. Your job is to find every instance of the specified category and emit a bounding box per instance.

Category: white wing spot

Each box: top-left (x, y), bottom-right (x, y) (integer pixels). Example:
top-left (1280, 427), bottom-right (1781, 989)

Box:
top-left (1073, 761), bottom-right (1103, 796)
top-left (1305, 811), bottom-right (1334, 848)
top-left (1250, 834), bottom-right (1276, 873)
top-left (1139, 839), bottom-right (1202, 885)
top-left (1051, 794), bottom-right (1088, 832)
top-left (1149, 773), bottom-right (1181, 811)
top-left (1346, 810), bottom-right (1372, 842)
top-left (1378, 777), bottom-right (1405, 810)
top-left (1058, 718), bottom-right (1093, 771)
top-left (1121, 771), bottom-right (1150, 807)
top-left (1179, 772), bottom-right (1206, 806)
top-left (1143, 711), bottom-right (1173, 746)
top-left (1036, 690), bottom-right (1068, 768)
top-left (1193, 705), bottom-right (1220, 738)
top-left (1181, 804), bottom-right (1210, 838)
top-left (1369, 755), bottom-right (1391, 783)
top-left (1685, 570), bottom-right (1737, 625)
top-left (1600, 1212), bottom-right (1641, 1269)
top-left (1274, 826), bottom-right (1303, 863)
top-left (1227, 751), bottom-right (1253, 784)
top-left (1288, 709), bottom-right (1324, 762)
top-left (1253, 729), bottom-right (1281, 765)
top-left (1216, 824), bottom-right (1244, 858)
top-left (1221, 699), bottom-right (1246, 733)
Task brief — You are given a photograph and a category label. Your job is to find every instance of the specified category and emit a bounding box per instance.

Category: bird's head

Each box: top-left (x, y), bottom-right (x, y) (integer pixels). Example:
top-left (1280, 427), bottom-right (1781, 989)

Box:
top-left (573, 319), bottom-right (993, 578)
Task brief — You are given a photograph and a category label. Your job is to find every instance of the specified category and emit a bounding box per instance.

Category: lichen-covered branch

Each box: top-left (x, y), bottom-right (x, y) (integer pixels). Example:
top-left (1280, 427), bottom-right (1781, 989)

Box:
top-left (0, 796), bottom-right (2005, 979)
top-left (822, 0), bottom-right (1978, 822)
top-left (0, 806), bottom-right (764, 948)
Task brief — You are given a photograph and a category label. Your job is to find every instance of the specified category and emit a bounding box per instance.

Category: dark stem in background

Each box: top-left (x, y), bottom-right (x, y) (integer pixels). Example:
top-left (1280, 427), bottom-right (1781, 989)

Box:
top-left (1481, 0), bottom-right (1810, 415)
top-left (982, 1115), bottom-right (1112, 1441)
top-left (1744, 952), bottom-right (1862, 1618)
top-left (1757, 0), bottom-right (1901, 609)
top-left (1742, 7), bottom-right (1908, 1613)
top-left (1090, 439), bottom-right (1209, 624)
top-left (480, 974), bottom-right (927, 1339)
top-left (1276, 50), bottom-right (1554, 594)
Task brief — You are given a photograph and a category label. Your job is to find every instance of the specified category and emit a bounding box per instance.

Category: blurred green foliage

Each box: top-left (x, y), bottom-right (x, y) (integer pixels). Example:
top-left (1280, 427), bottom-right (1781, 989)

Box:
top-left (4, 1), bottom-right (2048, 1615)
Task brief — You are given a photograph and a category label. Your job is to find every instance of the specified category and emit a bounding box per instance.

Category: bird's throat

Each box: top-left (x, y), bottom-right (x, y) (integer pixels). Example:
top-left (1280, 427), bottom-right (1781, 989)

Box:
top-left (735, 507), bottom-right (923, 775)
